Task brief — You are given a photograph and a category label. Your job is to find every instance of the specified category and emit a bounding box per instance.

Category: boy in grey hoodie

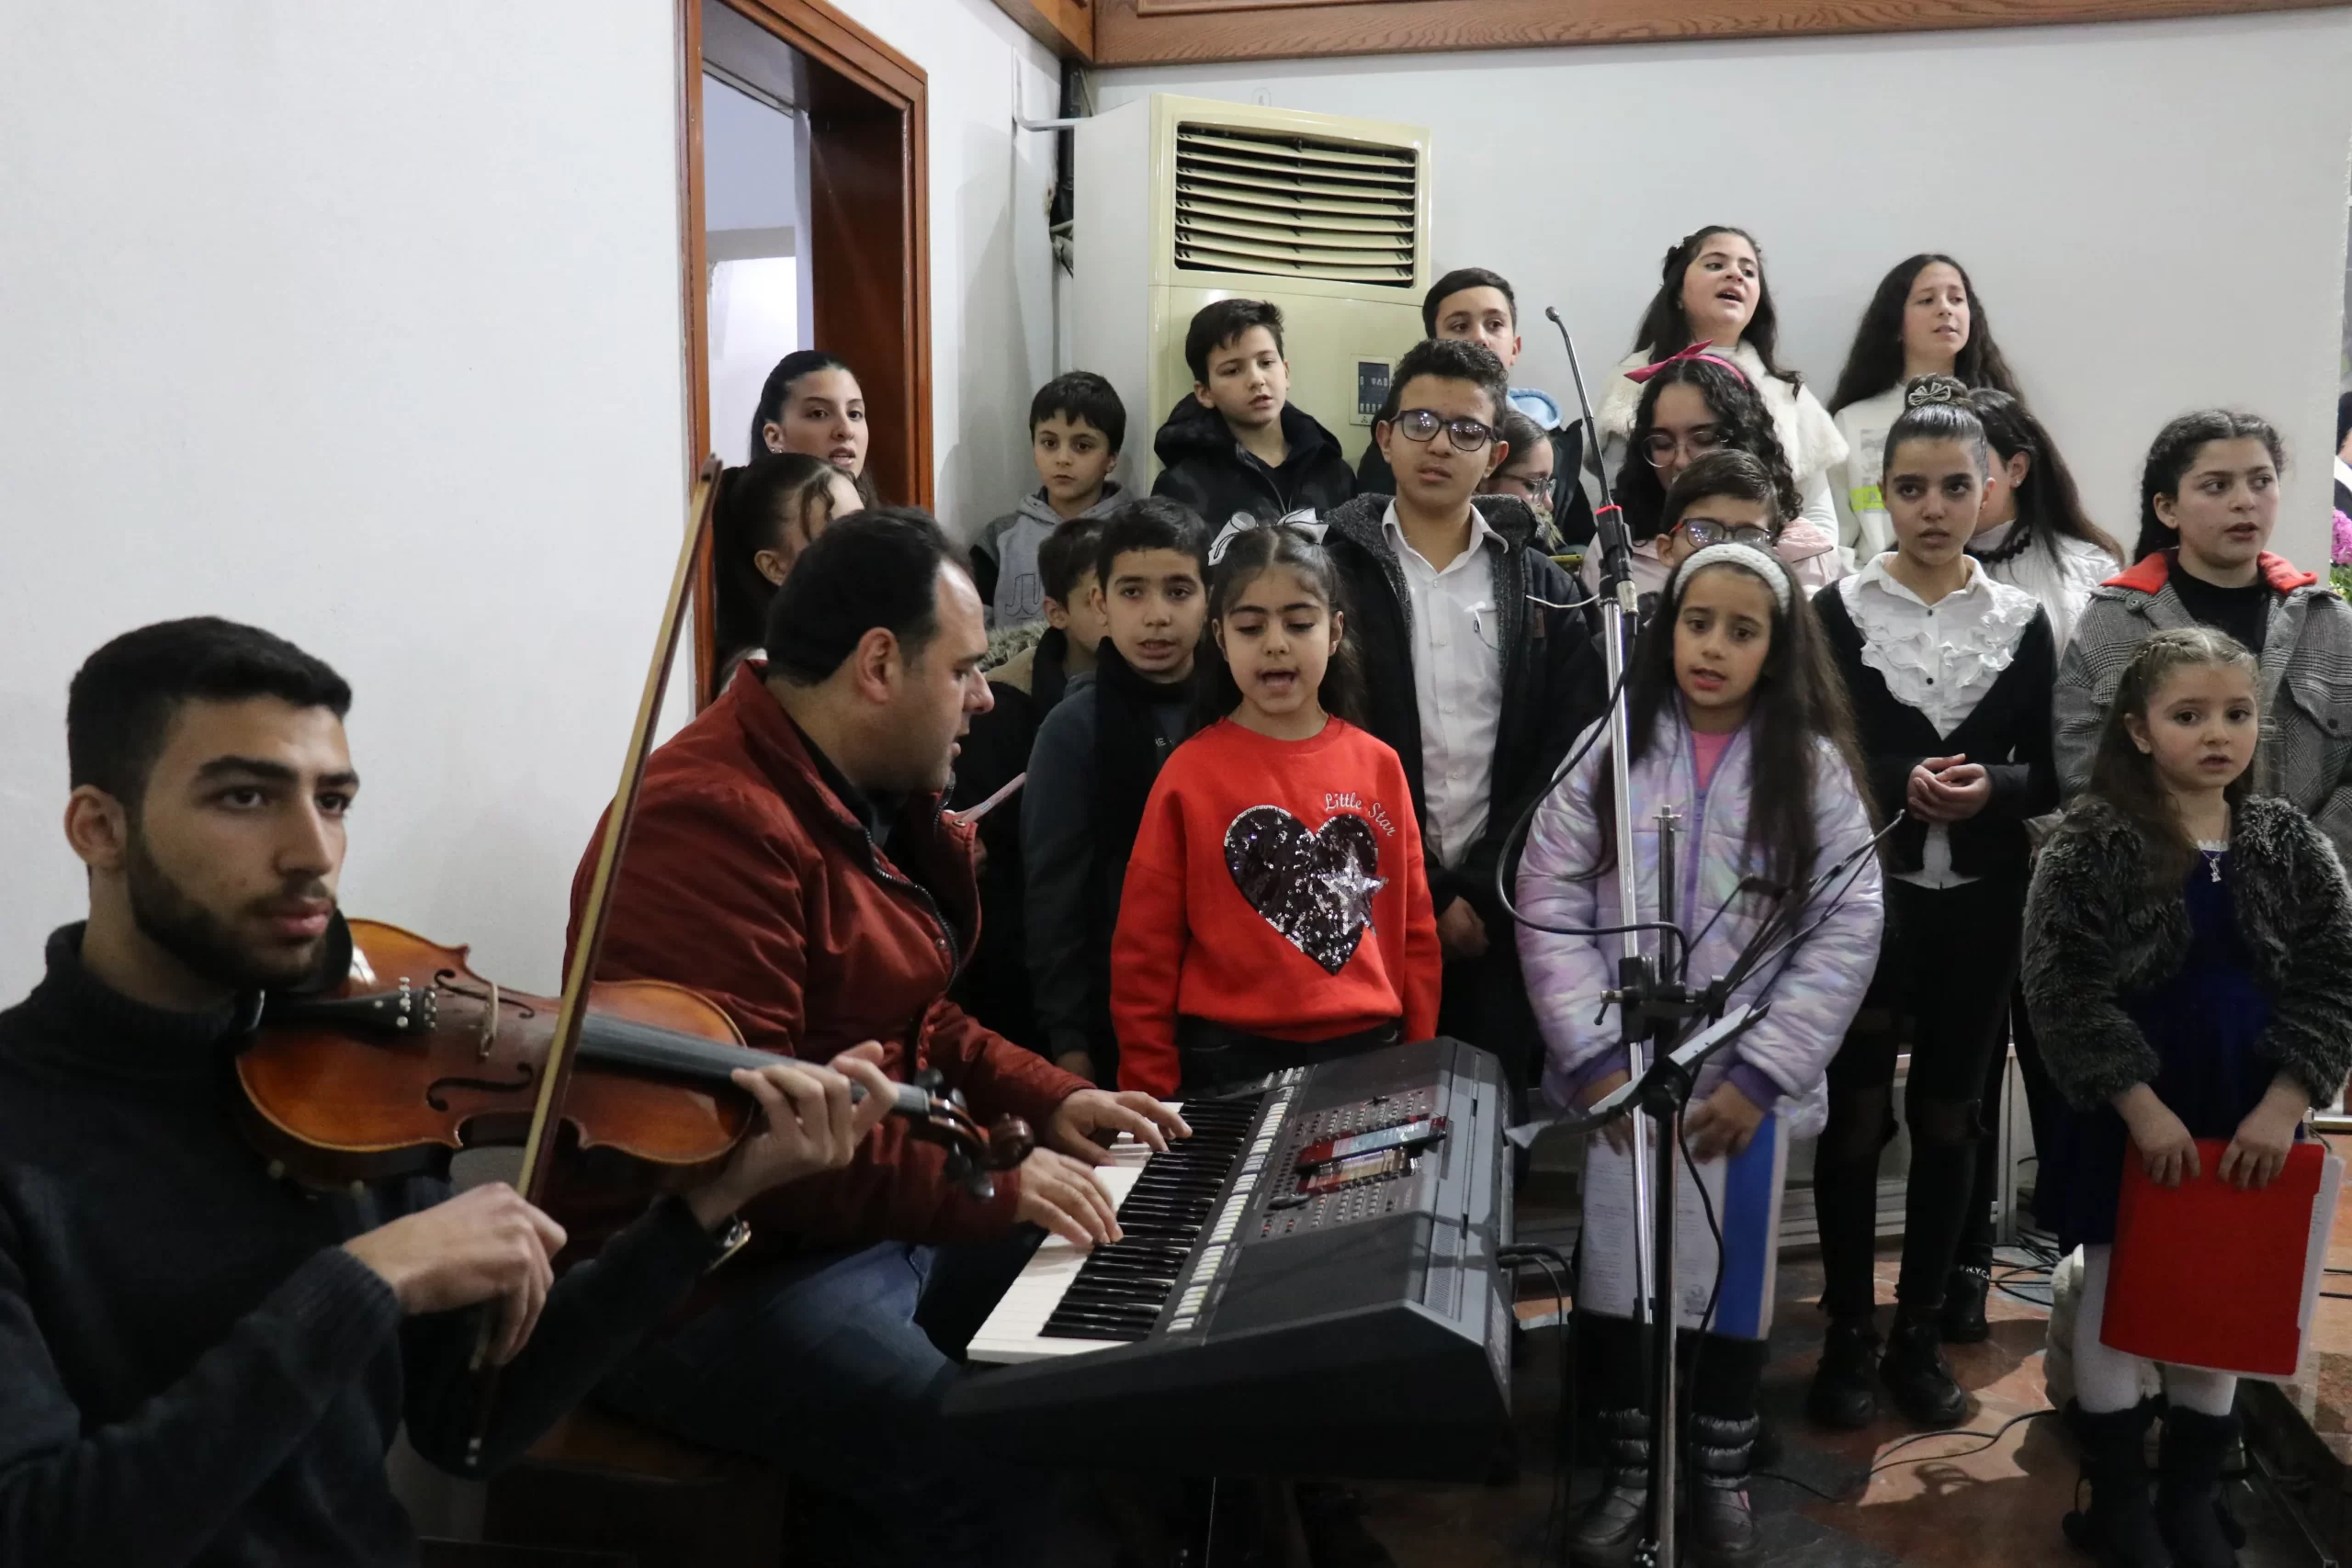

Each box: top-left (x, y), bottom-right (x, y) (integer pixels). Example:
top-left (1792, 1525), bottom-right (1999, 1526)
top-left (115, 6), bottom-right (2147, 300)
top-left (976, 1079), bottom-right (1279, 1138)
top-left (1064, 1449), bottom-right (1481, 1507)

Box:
top-left (970, 370), bottom-right (1128, 627)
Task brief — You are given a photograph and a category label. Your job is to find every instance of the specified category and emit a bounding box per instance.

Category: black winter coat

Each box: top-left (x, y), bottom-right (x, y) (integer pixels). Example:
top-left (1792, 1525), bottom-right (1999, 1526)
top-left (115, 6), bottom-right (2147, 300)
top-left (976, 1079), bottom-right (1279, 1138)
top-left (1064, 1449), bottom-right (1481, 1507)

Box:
top-left (2023, 794), bottom-right (2352, 1111)
top-left (1150, 397), bottom-right (1357, 526)
top-left (1322, 492), bottom-right (1607, 927)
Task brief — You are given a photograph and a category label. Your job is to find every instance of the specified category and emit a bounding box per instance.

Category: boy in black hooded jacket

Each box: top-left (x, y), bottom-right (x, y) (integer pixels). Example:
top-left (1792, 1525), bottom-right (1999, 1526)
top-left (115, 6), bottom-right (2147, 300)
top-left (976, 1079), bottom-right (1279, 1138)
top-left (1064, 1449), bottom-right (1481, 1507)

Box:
top-left (1150, 299), bottom-right (1355, 530)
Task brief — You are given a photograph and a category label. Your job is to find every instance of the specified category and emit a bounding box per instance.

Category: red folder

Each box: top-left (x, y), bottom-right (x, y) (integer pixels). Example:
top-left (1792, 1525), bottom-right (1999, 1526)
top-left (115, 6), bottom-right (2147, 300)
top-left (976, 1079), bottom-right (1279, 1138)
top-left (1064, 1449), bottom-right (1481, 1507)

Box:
top-left (2103, 1139), bottom-right (2341, 1378)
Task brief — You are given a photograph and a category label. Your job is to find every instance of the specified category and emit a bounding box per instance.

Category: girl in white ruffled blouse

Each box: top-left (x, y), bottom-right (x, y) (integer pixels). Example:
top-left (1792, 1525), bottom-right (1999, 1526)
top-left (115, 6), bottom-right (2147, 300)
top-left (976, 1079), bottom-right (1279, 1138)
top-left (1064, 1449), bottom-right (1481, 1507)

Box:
top-left (1804, 376), bottom-right (2061, 1434)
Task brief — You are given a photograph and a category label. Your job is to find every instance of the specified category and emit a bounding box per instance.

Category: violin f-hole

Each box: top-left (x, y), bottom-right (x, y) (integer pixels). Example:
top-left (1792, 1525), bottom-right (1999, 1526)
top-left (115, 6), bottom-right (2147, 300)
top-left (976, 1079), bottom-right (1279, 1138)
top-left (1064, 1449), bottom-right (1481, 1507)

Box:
top-left (426, 1063), bottom-right (536, 1111)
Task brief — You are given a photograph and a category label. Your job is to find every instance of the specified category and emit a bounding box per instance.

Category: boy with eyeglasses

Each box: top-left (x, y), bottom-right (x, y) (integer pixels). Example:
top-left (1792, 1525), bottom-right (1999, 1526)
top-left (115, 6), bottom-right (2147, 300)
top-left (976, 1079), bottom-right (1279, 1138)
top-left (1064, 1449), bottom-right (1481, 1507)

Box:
top-left (1359, 268), bottom-right (1596, 546)
top-left (1322, 338), bottom-right (1604, 1100)
top-left (1655, 450), bottom-right (1785, 571)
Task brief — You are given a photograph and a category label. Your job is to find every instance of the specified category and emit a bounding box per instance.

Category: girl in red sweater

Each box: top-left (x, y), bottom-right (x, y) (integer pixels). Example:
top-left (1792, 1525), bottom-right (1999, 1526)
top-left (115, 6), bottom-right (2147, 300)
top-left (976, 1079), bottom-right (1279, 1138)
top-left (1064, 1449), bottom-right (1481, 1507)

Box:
top-left (1113, 524), bottom-right (1442, 1096)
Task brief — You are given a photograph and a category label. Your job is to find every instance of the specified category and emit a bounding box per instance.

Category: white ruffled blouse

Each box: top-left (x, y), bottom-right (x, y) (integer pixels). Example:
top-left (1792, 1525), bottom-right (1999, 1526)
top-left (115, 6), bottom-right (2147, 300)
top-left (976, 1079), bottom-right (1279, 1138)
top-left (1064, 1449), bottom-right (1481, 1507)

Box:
top-left (1839, 554), bottom-right (2041, 736)
top-left (1838, 554), bottom-right (2042, 889)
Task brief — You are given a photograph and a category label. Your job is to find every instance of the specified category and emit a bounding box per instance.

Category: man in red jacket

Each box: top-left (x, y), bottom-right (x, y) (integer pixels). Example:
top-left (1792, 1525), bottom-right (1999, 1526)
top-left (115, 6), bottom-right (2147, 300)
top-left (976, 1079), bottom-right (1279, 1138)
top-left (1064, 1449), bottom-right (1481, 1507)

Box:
top-left (571, 509), bottom-right (1187, 1567)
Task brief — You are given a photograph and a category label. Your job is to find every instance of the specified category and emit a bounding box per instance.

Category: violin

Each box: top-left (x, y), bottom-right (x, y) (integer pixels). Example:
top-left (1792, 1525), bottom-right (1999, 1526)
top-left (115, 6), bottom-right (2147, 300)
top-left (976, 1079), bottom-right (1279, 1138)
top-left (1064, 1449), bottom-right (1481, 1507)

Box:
top-left (240, 915), bottom-right (1035, 1199)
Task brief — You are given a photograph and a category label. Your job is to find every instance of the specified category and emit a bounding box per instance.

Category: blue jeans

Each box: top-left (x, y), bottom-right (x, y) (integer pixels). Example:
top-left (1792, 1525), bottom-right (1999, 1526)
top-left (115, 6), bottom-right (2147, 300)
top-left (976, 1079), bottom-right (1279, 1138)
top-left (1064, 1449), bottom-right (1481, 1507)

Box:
top-left (595, 1237), bottom-right (1037, 1567)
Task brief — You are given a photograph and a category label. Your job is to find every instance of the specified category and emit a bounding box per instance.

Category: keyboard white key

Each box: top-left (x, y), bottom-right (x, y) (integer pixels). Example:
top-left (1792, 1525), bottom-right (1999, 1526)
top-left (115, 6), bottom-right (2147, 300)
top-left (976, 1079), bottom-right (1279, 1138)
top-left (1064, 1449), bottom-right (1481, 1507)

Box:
top-left (966, 1114), bottom-right (1170, 1365)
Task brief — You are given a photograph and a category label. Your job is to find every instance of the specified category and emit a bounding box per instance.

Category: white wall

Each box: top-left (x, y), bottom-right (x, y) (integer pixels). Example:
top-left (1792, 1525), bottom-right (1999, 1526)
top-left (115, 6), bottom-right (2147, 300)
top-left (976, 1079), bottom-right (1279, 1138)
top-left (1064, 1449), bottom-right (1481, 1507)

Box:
top-left (827, 0), bottom-right (1064, 539)
top-left (0, 3), bottom-right (691, 1004)
top-left (703, 73), bottom-right (808, 464)
top-left (703, 73), bottom-right (802, 234)
top-left (1094, 11), bottom-right (2352, 565)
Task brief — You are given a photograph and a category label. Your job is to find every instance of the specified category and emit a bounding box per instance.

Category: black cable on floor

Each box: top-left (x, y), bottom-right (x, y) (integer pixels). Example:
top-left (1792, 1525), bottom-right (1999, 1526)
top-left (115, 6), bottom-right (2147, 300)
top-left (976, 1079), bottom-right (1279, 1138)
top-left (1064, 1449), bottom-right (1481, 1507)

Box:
top-left (1498, 1244), bottom-right (1576, 1566)
top-left (1754, 1407), bottom-right (2061, 1506)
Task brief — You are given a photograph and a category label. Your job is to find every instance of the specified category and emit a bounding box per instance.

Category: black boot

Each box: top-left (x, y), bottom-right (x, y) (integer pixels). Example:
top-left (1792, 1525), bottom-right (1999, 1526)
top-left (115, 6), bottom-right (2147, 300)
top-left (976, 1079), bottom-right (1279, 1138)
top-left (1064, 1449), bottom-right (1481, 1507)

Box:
top-left (1687, 1412), bottom-right (1763, 1568)
top-left (1806, 1315), bottom-right (1879, 1430)
top-left (1566, 1407), bottom-right (1649, 1568)
top-left (1941, 1264), bottom-right (1992, 1344)
top-left (1880, 1306), bottom-right (1969, 1427)
top-left (2063, 1401), bottom-right (2173, 1568)
top-left (1292, 1481), bottom-right (1396, 1568)
top-left (2154, 1407), bottom-right (2240, 1567)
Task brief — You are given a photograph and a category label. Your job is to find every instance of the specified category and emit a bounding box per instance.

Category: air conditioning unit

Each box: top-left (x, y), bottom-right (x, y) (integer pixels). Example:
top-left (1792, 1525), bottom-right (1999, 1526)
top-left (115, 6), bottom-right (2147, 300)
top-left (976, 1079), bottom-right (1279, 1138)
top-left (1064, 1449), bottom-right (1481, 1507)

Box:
top-left (1072, 95), bottom-right (1433, 487)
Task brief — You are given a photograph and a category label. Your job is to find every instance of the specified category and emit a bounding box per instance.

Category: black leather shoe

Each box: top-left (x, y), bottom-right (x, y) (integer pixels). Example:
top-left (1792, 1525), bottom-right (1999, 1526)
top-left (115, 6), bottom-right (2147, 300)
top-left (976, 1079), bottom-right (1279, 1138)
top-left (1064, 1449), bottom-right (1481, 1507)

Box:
top-left (1940, 1265), bottom-right (1991, 1344)
top-left (1566, 1407), bottom-right (1650, 1568)
top-left (1688, 1412), bottom-right (1764, 1568)
top-left (1881, 1307), bottom-right (1969, 1427)
top-left (1806, 1316), bottom-right (1879, 1430)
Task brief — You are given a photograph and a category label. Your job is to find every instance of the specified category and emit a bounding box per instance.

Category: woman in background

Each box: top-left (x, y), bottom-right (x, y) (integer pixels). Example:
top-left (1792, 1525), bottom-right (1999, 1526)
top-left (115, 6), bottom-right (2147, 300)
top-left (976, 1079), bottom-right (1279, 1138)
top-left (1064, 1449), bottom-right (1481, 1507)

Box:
top-left (748, 349), bottom-right (879, 506)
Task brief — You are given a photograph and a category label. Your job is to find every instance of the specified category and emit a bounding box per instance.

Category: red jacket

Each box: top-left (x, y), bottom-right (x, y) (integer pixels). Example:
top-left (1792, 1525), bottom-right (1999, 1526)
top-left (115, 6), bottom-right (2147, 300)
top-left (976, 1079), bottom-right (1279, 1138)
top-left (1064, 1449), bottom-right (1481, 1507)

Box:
top-left (1112, 717), bottom-right (1442, 1096)
top-left (566, 664), bottom-right (1088, 1255)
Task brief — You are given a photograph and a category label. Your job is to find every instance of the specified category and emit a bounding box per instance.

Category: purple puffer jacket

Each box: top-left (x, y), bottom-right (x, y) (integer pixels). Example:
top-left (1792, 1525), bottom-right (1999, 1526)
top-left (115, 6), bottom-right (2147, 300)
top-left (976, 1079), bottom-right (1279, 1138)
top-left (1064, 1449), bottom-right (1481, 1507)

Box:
top-left (1515, 703), bottom-right (1883, 1139)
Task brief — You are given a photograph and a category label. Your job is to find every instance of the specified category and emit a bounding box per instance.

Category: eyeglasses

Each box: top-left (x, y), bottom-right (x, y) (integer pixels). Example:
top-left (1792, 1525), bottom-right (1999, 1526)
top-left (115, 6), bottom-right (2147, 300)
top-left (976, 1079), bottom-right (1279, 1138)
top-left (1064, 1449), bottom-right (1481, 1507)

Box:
top-left (1668, 517), bottom-right (1775, 549)
top-left (1487, 468), bottom-right (1552, 498)
top-left (1640, 427), bottom-right (1725, 467)
top-left (1391, 408), bottom-right (1496, 452)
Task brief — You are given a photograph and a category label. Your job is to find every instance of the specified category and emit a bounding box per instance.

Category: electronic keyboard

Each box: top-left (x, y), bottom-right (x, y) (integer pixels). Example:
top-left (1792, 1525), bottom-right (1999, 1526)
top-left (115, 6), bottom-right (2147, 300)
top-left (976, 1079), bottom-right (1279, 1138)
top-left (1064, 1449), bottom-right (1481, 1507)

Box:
top-left (948, 1037), bottom-right (1513, 1481)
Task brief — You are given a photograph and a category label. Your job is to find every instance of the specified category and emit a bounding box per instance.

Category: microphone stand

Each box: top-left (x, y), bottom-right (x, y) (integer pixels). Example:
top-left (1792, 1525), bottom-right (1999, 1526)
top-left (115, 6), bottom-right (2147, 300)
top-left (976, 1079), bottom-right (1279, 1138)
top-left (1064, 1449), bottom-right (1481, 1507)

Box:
top-left (1546, 303), bottom-right (1686, 1563)
top-left (1534, 309), bottom-right (1905, 1565)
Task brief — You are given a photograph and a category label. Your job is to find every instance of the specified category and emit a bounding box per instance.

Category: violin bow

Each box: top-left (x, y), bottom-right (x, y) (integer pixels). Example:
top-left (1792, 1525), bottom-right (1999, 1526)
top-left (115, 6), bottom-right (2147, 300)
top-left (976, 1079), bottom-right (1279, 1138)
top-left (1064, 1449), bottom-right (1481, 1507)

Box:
top-left (462, 453), bottom-right (723, 1470)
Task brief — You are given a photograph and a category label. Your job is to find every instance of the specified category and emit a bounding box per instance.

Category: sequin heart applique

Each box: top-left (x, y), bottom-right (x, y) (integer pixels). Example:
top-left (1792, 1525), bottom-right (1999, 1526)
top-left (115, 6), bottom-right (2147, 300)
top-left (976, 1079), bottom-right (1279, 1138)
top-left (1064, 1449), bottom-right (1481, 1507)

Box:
top-left (1223, 806), bottom-right (1385, 975)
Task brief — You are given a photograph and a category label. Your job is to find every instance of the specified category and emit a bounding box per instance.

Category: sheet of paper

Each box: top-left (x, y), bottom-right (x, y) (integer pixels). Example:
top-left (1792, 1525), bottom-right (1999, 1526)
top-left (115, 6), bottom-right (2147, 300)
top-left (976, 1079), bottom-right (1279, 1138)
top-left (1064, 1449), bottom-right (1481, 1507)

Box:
top-left (1577, 1111), bottom-right (1786, 1340)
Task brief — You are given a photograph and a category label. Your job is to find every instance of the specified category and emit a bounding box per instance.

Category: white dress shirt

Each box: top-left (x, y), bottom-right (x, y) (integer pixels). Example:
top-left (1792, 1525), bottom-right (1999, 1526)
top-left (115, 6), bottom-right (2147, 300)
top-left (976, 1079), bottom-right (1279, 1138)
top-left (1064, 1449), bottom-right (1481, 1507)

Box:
top-left (1383, 502), bottom-right (1506, 871)
top-left (1838, 554), bottom-right (2041, 890)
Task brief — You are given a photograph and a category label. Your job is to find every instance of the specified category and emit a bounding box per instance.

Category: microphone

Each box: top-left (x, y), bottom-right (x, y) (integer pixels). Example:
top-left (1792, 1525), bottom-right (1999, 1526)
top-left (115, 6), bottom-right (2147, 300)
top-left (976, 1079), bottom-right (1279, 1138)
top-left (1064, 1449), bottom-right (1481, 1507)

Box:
top-left (1544, 305), bottom-right (1634, 598)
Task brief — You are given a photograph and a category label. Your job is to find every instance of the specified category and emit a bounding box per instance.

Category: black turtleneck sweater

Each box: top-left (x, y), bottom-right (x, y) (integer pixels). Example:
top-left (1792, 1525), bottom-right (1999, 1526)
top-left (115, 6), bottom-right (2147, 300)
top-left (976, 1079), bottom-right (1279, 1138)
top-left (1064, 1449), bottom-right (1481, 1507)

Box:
top-left (0, 925), bottom-right (727, 1567)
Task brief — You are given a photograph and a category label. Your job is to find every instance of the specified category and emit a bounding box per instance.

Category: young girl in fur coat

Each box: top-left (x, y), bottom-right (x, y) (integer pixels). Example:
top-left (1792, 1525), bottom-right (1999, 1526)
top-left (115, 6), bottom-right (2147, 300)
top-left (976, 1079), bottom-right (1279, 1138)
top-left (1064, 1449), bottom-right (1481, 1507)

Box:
top-left (2025, 626), bottom-right (2352, 1568)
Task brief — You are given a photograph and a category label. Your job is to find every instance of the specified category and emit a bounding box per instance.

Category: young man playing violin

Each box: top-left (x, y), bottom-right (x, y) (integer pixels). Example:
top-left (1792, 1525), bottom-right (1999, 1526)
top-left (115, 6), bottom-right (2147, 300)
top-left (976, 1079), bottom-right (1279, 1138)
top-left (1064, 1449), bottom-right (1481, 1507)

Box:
top-left (575, 509), bottom-right (1191, 1568)
top-left (0, 616), bottom-right (899, 1567)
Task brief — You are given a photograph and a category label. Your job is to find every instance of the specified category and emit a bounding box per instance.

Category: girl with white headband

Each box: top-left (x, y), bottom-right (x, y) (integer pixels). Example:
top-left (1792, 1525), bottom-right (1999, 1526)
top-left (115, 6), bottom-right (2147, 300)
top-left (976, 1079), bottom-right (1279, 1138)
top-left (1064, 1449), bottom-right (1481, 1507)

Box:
top-left (1806, 374), bottom-right (2060, 1436)
top-left (1518, 538), bottom-right (1882, 1568)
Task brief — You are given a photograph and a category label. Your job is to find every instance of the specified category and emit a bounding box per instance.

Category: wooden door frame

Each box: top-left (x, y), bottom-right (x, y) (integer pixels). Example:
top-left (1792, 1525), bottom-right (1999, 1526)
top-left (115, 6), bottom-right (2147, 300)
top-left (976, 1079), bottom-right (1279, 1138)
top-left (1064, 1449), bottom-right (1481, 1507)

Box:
top-left (680, 0), bottom-right (932, 703)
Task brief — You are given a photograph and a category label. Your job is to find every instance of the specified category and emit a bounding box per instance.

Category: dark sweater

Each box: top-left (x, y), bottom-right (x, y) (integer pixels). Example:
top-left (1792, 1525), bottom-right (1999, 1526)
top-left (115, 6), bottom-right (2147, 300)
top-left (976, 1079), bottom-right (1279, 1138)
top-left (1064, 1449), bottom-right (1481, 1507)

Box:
top-left (1021, 654), bottom-right (1193, 1074)
top-left (1814, 585), bottom-right (2060, 882)
top-left (949, 631), bottom-right (1078, 1052)
top-left (0, 925), bottom-right (725, 1567)
top-left (2167, 568), bottom-right (2277, 663)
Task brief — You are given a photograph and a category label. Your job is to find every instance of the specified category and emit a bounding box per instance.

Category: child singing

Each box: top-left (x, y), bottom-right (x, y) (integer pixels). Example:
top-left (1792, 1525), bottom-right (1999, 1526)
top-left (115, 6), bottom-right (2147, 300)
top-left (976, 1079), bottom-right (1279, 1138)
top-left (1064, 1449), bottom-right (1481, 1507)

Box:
top-left (1113, 524), bottom-right (1440, 1097)
top-left (1518, 543), bottom-right (1882, 1568)
top-left (2026, 626), bottom-right (2352, 1568)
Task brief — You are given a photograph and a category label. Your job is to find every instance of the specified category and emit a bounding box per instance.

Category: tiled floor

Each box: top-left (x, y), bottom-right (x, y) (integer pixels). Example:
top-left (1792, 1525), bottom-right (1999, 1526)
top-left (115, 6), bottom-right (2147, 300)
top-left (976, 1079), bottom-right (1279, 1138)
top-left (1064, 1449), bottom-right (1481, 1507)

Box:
top-left (1351, 1246), bottom-right (2326, 1567)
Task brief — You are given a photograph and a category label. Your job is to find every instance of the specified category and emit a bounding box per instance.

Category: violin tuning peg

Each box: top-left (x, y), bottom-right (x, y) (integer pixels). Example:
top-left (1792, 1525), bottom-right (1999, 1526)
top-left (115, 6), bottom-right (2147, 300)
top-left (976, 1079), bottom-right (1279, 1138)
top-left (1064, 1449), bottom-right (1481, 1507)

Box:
top-left (989, 1115), bottom-right (1037, 1168)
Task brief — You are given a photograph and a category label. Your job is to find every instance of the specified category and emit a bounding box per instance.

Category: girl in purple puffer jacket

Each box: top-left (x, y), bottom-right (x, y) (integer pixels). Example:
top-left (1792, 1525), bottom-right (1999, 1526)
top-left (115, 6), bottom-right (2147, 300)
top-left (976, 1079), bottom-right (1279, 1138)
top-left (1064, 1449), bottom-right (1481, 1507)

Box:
top-left (1518, 544), bottom-right (1882, 1568)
